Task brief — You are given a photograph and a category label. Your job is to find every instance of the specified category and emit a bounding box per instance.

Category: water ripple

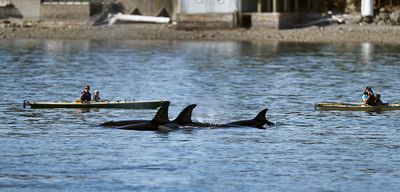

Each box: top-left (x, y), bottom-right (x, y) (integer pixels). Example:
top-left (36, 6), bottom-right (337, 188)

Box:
top-left (0, 40), bottom-right (400, 191)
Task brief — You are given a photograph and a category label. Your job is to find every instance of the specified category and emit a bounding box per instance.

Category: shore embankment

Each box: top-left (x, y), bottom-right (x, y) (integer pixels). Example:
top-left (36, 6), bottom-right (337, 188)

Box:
top-left (1, 23), bottom-right (400, 44)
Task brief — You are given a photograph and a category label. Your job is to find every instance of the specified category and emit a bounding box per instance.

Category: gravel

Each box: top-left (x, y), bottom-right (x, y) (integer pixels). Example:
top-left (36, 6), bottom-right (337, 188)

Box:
top-left (1, 23), bottom-right (400, 44)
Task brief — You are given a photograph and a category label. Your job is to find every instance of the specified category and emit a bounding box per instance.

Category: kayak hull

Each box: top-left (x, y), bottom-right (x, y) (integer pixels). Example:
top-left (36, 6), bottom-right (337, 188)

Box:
top-left (26, 100), bottom-right (167, 109)
top-left (315, 102), bottom-right (400, 111)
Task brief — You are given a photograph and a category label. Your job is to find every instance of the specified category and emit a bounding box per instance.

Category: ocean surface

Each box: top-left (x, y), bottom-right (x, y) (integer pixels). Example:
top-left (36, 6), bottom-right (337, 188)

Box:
top-left (1, 40), bottom-right (400, 192)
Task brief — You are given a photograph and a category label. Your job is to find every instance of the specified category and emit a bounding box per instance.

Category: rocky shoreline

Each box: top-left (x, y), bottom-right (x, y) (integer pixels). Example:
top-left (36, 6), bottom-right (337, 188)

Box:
top-left (1, 23), bottom-right (400, 44)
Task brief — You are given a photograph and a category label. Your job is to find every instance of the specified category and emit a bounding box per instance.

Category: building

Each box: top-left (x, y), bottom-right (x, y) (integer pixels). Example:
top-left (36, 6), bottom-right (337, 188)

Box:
top-left (241, 0), bottom-right (325, 29)
top-left (111, 0), bottom-right (327, 29)
top-left (3, 0), bottom-right (399, 29)
top-left (177, 0), bottom-right (400, 29)
top-left (176, 0), bottom-right (336, 29)
top-left (1, 0), bottom-right (90, 26)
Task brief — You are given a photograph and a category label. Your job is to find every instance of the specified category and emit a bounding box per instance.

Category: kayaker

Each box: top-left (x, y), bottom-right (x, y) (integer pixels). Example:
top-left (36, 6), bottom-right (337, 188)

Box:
top-left (93, 90), bottom-right (101, 101)
top-left (375, 93), bottom-right (384, 105)
top-left (361, 86), bottom-right (377, 106)
top-left (80, 85), bottom-right (91, 102)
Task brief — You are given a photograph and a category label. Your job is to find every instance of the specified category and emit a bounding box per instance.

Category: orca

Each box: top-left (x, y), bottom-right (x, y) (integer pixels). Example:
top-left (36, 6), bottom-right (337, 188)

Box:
top-left (168, 107), bottom-right (274, 129)
top-left (105, 103), bottom-right (274, 132)
top-left (100, 101), bottom-right (170, 127)
top-left (223, 108), bottom-right (274, 129)
top-left (100, 119), bottom-right (151, 127)
top-left (116, 101), bottom-right (170, 131)
top-left (114, 103), bottom-right (197, 132)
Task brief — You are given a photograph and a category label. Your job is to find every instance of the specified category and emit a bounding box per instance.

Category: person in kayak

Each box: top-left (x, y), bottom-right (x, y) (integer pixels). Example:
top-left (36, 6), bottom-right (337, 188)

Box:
top-left (93, 90), bottom-right (101, 101)
top-left (375, 93), bottom-right (385, 105)
top-left (80, 85), bottom-right (91, 102)
top-left (361, 86), bottom-right (377, 106)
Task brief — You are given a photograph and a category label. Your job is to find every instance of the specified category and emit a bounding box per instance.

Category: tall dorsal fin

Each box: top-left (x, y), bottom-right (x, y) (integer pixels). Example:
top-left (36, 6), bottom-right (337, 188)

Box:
top-left (253, 108), bottom-right (268, 122)
top-left (173, 104), bottom-right (197, 124)
top-left (151, 101), bottom-right (170, 124)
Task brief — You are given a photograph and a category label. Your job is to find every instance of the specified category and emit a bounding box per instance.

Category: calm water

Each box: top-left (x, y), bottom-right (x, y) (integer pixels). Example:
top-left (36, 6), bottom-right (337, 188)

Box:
top-left (1, 40), bottom-right (400, 192)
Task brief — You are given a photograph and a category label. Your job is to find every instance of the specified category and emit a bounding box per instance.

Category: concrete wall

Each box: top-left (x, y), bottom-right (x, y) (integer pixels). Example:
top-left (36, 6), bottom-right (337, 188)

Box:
top-left (40, 3), bottom-right (90, 23)
top-left (251, 13), bottom-right (279, 29)
top-left (177, 0), bottom-right (239, 29)
top-left (180, 0), bottom-right (239, 13)
top-left (177, 12), bottom-right (237, 29)
top-left (11, 0), bottom-right (41, 20)
top-left (251, 12), bottom-right (323, 29)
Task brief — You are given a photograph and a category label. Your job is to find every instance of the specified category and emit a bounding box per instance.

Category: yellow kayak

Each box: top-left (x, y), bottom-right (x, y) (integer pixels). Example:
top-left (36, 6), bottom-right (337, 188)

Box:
top-left (315, 102), bottom-right (400, 111)
top-left (23, 100), bottom-right (167, 109)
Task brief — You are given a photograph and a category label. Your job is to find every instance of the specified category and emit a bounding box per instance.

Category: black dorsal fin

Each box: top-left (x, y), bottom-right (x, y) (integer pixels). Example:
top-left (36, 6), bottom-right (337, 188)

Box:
top-left (152, 101), bottom-right (170, 124)
top-left (253, 108), bottom-right (268, 122)
top-left (173, 104), bottom-right (197, 124)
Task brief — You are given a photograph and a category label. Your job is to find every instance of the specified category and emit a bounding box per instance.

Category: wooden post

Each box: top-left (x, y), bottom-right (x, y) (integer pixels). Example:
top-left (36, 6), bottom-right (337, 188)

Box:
top-left (273, 0), bottom-right (277, 12)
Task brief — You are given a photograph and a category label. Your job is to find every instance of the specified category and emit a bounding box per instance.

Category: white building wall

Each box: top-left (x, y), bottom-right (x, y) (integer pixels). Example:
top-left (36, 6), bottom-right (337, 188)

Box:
top-left (180, 0), bottom-right (239, 13)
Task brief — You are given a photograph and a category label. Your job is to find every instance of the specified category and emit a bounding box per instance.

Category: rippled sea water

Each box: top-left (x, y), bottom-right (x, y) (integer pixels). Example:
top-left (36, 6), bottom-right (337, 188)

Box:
top-left (1, 40), bottom-right (400, 191)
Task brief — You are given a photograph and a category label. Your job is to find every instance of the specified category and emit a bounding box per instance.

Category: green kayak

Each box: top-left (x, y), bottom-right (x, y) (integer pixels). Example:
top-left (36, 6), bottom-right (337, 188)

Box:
top-left (315, 102), bottom-right (400, 111)
top-left (24, 100), bottom-right (167, 109)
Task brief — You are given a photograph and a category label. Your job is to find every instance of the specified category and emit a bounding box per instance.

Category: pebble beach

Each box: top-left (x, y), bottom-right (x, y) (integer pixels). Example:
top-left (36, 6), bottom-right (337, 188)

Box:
top-left (1, 23), bottom-right (400, 44)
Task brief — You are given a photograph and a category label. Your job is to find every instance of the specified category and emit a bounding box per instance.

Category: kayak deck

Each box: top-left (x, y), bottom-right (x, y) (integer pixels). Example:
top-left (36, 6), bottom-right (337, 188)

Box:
top-left (25, 100), bottom-right (167, 109)
top-left (315, 102), bottom-right (400, 111)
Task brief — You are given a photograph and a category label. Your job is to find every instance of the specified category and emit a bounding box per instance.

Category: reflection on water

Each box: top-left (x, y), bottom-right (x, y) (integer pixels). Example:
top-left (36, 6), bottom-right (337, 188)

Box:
top-left (44, 39), bottom-right (91, 56)
top-left (361, 42), bottom-right (374, 64)
top-left (0, 40), bottom-right (400, 192)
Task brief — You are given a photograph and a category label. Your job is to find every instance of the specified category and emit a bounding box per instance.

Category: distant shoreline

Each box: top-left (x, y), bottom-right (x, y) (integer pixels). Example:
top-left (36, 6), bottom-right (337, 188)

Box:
top-left (1, 24), bottom-right (400, 44)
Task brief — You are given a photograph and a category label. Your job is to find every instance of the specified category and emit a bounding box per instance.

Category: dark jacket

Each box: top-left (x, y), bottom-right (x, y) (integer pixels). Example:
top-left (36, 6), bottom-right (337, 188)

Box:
top-left (80, 91), bottom-right (91, 101)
